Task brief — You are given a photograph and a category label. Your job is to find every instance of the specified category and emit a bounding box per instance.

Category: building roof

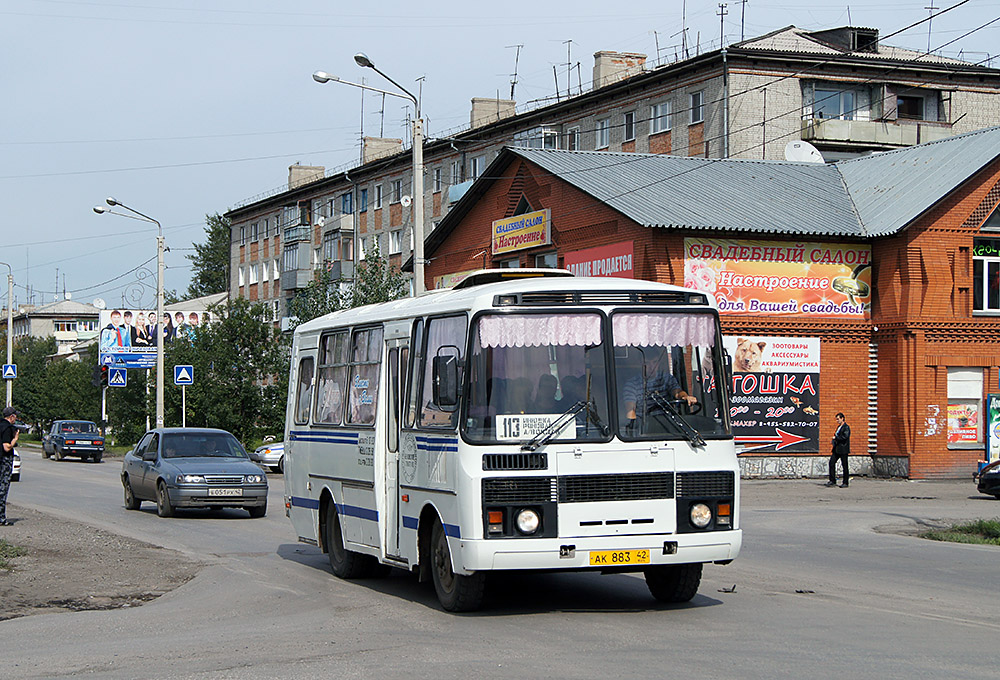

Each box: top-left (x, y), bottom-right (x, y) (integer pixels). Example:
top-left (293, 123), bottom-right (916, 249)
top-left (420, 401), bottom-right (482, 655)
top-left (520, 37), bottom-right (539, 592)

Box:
top-left (14, 299), bottom-right (100, 319)
top-left (427, 125), bottom-right (1000, 252)
top-left (165, 292), bottom-right (226, 312)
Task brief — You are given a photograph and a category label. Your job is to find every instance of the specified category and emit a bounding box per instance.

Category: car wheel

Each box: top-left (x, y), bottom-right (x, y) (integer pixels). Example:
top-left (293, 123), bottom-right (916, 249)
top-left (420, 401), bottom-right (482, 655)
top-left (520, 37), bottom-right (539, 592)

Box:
top-left (80, 454), bottom-right (90, 462)
top-left (324, 503), bottom-right (376, 579)
top-left (430, 519), bottom-right (486, 612)
top-left (92, 454), bottom-right (102, 463)
top-left (277, 456), bottom-right (284, 474)
top-left (156, 481), bottom-right (174, 518)
top-left (42, 446), bottom-right (51, 459)
top-left (123, 476), bottom-right (141, 510)
top-left (54, 447), bottom-right (64, 461)
top-left (644, 563), bottom-right (702, 603)
top-left (247, 502), bottom-right (267, 519)
top-left (11, 474), bottom-right (19, 482)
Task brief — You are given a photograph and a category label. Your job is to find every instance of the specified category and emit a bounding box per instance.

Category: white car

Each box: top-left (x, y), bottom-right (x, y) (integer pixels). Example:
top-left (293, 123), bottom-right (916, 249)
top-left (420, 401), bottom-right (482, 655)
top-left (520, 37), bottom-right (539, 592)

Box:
top-left (254, 442), bottom-right (284, 473)
top-left (11, 451), bottom-right (20, 482)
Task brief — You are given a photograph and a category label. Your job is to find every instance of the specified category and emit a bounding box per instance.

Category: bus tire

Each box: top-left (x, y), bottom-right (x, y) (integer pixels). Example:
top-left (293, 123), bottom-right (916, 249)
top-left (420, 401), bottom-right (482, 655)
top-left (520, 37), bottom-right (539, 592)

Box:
top-left (644, 563), bottom-right (702, 603)
top-left (325, 503), bottom-right (372, 579)
top-left (430, 520), bottom-right (485, 612)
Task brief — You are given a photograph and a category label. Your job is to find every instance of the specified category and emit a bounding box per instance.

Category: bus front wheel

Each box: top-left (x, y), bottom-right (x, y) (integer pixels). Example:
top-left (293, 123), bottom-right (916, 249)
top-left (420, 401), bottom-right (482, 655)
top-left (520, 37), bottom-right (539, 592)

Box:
top-left (644, 563), bottom-right (702, 603)
top-left (430, 520), bottom-right (485, 612)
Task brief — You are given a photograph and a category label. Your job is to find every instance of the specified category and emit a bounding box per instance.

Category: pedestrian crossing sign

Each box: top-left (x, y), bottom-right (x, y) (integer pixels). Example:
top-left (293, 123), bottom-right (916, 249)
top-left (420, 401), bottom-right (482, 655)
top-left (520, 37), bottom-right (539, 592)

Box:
top-left (1, 364), bottom-right (15, 380)
top-left (108, 367), bottom-right (127, 387)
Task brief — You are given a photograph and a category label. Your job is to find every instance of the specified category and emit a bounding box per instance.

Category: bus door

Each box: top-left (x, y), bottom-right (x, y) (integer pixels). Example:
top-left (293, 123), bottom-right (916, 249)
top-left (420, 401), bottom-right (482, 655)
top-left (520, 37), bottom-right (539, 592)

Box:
top-left (383, 338), bottom-right (408, 558)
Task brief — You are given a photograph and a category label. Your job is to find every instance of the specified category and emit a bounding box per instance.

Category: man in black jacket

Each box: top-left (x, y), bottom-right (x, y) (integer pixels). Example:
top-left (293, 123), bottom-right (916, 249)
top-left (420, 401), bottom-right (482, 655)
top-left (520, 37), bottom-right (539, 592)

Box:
top-left (827, 412), bottom-right (851, 488)
top-left (0, 405), bottom-right (19, 525)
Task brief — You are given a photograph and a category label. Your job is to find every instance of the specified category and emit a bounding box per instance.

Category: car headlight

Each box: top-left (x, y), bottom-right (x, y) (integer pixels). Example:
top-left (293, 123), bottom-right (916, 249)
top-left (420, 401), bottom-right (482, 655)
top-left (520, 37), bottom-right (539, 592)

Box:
top-left (176, 474), bottom-right (206, 484)
top-left (244, 474), bottom-right (266, 484)
top-left (515, 508), bottom-right (540, 535)
top-left (690, 503), bottom-right (713, 528)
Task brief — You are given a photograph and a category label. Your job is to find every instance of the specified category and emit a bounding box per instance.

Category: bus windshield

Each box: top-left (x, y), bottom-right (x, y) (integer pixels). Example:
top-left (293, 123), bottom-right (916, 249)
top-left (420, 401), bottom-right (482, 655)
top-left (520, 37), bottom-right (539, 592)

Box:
top-left (464, 313), bottom-right (611, 444)
top-left (611, 311), bottom-right (729, 440)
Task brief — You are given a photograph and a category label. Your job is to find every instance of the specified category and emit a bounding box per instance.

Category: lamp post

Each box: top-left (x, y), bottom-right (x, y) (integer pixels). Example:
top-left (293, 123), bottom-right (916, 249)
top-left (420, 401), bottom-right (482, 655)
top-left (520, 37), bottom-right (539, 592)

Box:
top-left (93, 199), bottom-right (165, 428)
top-left (313, 52), bottom-right (425, 296)
top-left (0, 261), bottom-right (12, 407)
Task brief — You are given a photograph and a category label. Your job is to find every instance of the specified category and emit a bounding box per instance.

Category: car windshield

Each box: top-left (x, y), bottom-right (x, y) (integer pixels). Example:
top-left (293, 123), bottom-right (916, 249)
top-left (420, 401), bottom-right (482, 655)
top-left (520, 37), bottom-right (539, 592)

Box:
top-left (62, 422), bottom-right (97, 434)
top-left (161, 433), bottom-right (247, 459)
top-left (464, 313), bottom-right (611, 444)
top-left (612, 311), bottom-right (730, 440)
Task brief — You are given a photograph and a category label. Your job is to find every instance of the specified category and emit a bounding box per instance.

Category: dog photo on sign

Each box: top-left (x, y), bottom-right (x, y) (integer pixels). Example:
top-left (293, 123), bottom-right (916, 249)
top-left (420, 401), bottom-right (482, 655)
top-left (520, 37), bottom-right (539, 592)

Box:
top-left (733, 337), bottom-right (767, 372)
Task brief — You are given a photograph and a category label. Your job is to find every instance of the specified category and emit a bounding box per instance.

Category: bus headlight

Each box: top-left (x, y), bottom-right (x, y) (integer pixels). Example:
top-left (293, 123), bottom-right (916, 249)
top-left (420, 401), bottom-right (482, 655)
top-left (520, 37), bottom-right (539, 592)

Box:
top-left (690, 503), bottom-right (712, 528)
top-left (515, 508), bottom-right (541, 535)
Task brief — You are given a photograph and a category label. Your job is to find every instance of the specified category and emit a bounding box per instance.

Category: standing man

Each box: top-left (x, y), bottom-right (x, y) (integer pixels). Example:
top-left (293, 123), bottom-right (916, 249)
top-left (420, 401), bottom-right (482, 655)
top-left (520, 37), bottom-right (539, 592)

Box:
top-left (827, 412), bottom-right (851, 488)
top-left (0, 406), bottom-right (20, 525)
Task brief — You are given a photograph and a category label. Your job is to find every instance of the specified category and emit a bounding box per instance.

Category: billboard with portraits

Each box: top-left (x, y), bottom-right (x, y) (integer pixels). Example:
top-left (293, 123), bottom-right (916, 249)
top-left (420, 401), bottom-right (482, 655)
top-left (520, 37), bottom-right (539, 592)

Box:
top-left (98, 308), bottom-right (213, 368)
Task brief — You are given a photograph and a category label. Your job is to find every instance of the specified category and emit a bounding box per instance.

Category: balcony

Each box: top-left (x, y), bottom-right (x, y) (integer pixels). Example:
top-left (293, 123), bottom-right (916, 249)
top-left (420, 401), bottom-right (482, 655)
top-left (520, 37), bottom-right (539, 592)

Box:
top-left (284, 225), bottom-right (311, 243)
top-left (802, 118), bottom-right (954, 149)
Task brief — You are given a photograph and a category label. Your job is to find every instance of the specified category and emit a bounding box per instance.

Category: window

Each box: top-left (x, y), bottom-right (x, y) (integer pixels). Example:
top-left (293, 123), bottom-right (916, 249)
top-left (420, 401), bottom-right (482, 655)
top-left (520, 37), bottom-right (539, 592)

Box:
top-left (360, 188), bottom-right (368, 212)
top-left (294, 357), bottom-right (314, 424)
top-left (323, 231), bottom-right (338, 262)
top-left (282, 205), bottom-right (297, 229)
top-left (342, 236), bottom-right (354, 262)
top-left (535, 252), bottom-right (558, 268)
top-left (79, 319), bottom-right (98, 332)
top-left (623, 111), bottom-right (635, 142)
top-left (419, 316), bottom-right (467, 428)
top-left (375, 184), bottom-right (383, 209)
top-left (690, 91), bottom-right (704, 124)
top-left (450, 161), bottom-right (461, 185)
top-left (390, 230), bottom-right (402, 255)
top-left (359, 237), bottom-right (367, 261)
top-left (262, 260), bottom-right (269, 282)
top-left (251, 222), bottom-right (259, 241)
top-left (314, 331), bottom-right (349, 425)
top-left (973, 238), bottom-right (1000, 312)
top-left (433, 167), bottom-right (442, 192)
top-left (341, 192), bottom-right (353, 215)
top-left (498, 258), bottom-right (520, 268)
top-left (283, 245), bottom-right (298, 273)
top-left (300, 202), bottom-right (313, 226)
top-left (262, 218), bottom-right (269, 239)
top-left (471, 155), bottom-right (486, 181)
top-left (404, 318), bottom-right (424, 428)
top-left (897, 95), bottom-right (925, 120)
top-left (54, 320), bottom-right (77, 332)
top-left (238, 266), bottom-right (245, 287)
top-left (347, 327), bottom-right (383, 425)
top-left (240, 225), bottom-right (246, 245)
top-left (249, 264), bottom-right (258, 284)
top-left (596, 118), bottom-right (610, 148)
top-left (651, 102), bottom-right (671, 133)
top-left (947, 367), bottom-right (983, 447)
top-left (273, 259), bottom-right (280, 279)
top-left (272, 300), bottom-right (280, 320)
top-left (567, 127), bottom-right (580, 151)
top-left (814, 88), bottom-right (856, 120)
top-left (513, 126), bottom-right (560, 149)
top-left (391, 179), bottom-right (402, 203)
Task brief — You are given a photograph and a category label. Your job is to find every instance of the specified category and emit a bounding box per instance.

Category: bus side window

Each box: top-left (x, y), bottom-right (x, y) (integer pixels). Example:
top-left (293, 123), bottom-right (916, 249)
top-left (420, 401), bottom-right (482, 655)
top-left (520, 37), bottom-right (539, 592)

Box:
top-left (387, 348), bottom-right (399, 453)
top-left (420, 315), bottom-right (467, 428)
top-left (295, 357), bottom-right (315, 425)
top-left (314, 331), bottom-right (349, 425)
top-left (404, 319), bottom-right (424, 429)
top-left (346, 327), bottom-right (383, 426)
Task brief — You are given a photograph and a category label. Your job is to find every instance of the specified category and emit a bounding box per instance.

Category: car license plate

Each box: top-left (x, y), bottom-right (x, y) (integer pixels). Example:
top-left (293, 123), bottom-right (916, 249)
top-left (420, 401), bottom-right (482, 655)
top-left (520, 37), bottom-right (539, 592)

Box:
top-left (77, 440), bottom-right (91, 445)
top-left (208, 488), bottom-right (243, 497)
top-left (589, 549), bottom-right (650, 566)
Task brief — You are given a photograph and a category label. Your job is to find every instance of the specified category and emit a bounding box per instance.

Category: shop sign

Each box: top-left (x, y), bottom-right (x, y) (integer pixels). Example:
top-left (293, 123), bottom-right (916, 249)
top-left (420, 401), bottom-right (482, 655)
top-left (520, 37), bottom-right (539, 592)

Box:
top-left (723, 335), bottom-right (821, 453)
top-left (684, 237), bottom-right (872, 319)
top-left (433, 269), bottom-right (477, 289)
top-left (563, 241), bottom-right (634, 278)
top-left (947, 403), bottom-right (980, 444)
top-left (987, 394), bottom-right (1000, 463)
top-left (491, 209), bottom-right (551, 255)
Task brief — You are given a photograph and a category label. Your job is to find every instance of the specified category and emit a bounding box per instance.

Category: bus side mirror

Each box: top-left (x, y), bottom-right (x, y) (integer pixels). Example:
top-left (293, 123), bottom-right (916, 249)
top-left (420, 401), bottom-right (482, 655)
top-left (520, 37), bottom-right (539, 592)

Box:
top-left (433, 355), bottom-right (459, 408)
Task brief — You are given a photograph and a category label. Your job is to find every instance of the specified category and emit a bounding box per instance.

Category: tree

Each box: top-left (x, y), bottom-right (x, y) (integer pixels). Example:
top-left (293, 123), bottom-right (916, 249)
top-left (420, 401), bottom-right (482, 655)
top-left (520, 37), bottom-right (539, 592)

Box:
top-left (186, 212), bottom-right (231, 299)
top-left (287, 241), bottom-right (406, 327)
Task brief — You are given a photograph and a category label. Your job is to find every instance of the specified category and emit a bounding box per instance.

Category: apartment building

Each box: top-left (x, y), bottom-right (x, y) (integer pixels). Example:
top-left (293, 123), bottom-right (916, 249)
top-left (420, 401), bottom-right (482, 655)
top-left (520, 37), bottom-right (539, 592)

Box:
top-left (1, 299), bottom-right (101, 358)
top-left (226, 25), bottom-right (1000, 328)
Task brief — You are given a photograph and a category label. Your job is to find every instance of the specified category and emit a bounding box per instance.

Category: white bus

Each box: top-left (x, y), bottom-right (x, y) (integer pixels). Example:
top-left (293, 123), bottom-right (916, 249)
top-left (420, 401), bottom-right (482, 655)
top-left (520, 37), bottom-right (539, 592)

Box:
top-left (284, 270), bottom-right (741, 611)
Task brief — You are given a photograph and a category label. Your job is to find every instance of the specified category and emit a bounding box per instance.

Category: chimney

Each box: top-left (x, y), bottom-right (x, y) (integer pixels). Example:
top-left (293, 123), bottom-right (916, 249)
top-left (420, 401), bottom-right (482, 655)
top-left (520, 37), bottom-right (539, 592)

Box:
top-left (288, 164), bottom-right (325, 189)
top-left (362, 137), bottom-right (405, 163)
top-left (470, 98), bottom-right (516, 129)
top-left (592, 51), bottom-right (647, 90)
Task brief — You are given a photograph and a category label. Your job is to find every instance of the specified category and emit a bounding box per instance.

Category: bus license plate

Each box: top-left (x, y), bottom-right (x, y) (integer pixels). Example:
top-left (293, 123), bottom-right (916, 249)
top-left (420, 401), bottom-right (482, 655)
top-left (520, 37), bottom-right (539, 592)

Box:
top-left (208, 488), bottom-right (243, 497)
top-left (589, 549), bottom-right (650, 566)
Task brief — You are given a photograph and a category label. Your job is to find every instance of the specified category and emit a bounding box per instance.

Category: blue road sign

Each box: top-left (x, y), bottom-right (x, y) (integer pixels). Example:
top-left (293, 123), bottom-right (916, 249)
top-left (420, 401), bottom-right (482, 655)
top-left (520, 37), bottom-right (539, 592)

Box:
top-left (174, 365), bottom-right (194, 386)
top-left (108, 367), bottom-right (128, 388)
top-left (2, 364), bottom-right (15, 380)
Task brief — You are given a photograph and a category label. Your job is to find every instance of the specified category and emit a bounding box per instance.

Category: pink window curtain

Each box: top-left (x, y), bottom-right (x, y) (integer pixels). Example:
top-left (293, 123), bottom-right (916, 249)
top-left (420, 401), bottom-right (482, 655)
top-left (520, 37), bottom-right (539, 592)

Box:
top-left (478, 314), bottom-right (602, 348)
top-left (612, 313), bottom-right (715, 349)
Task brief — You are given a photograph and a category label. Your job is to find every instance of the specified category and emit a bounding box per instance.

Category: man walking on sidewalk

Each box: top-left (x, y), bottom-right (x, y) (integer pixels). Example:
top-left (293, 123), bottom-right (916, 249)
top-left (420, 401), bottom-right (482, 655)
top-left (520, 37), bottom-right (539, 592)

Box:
top-left (827, 412), bottom-right (851, 488)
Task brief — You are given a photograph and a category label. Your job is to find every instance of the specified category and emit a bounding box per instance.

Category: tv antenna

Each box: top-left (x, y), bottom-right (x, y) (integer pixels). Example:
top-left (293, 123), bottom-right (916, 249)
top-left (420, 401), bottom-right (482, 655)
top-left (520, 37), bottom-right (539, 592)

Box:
top-left (506, 44), bottom-right (523, 100)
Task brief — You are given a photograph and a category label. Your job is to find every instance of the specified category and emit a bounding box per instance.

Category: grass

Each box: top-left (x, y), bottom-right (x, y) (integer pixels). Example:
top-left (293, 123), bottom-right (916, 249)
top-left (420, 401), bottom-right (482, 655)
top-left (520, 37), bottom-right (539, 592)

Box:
top-left (920, 519), bottom-right (1000, 546)
top-left (0, 539), bottom-right (27, 570)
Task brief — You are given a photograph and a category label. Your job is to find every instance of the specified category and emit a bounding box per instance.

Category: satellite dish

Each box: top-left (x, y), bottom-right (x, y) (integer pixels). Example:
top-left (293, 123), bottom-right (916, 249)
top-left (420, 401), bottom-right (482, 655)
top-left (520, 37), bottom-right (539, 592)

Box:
top-left (784, 140), bottom-right (826, 164)
top-left (401, 195), bottom-right (412, 208)
top-left (316, 216), bottom-right (325, 227)
top-left (64, 291), bottom-right (72, 300)
top-left (92, 298), bottom-right (106, 310)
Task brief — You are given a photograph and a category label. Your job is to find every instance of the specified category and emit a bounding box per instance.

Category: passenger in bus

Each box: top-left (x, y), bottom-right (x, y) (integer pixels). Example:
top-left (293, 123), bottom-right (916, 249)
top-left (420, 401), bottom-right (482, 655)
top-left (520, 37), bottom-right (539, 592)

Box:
top-left (504, 377), bottom-right (533, 414)
top-left (533, 374), bottom-right (560, 413)
top-left (316, 379), bottom-right (343, 423)
top-left (623, 348), bottom-right (697, 421)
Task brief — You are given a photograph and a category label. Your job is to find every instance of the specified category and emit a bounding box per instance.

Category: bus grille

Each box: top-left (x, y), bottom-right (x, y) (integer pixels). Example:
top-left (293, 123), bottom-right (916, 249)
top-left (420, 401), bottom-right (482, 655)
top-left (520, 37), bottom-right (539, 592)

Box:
top-left (483, 477), bottom-right (556, 503)
top-left (483, 453), bottom-right (548, 471)
top-left (559, 472), bottom-right (674, 503)
top-left (676, 471), bottom-right (735, 497)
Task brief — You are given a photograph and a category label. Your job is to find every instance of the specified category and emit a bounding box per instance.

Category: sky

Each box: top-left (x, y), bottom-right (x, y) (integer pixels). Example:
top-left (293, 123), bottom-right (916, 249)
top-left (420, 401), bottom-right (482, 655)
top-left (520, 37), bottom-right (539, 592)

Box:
top-left (2, 0), bottom-right (998, 311)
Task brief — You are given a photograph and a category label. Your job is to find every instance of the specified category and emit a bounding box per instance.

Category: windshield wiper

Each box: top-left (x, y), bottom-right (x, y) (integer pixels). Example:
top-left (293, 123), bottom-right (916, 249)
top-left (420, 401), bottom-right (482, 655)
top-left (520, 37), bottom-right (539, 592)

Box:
top-left (520, 400), bottom-right (588, 452)
top-left (646, 391), bottom-right (706, 448)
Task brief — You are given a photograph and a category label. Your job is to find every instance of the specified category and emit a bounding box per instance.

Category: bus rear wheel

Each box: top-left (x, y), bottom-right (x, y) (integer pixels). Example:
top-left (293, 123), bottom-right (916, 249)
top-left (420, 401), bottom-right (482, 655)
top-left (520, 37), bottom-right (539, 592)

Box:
top-left (325, 503), bottom-right (379, 579)
top-left (430, 520), bottom-right (485, 612)
top-left (644, 563), bottom-right (702, 603)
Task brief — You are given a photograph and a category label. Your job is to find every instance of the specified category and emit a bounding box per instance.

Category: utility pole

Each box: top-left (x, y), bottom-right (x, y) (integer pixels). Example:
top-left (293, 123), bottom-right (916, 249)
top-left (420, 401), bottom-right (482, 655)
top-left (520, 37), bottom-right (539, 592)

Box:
top-left (718, 3), bottom-right (728, 49)
top-left (739, 0), bottom-right (748, 42)
top-left (925, 3), bottom-right (938, 53)
top-left (507, 44), bottom-right (523, 100)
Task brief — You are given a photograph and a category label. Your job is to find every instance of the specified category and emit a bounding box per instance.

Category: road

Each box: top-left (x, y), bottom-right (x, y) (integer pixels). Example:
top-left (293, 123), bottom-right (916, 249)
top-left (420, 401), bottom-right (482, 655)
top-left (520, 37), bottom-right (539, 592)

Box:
top-left (2, 446), bottom-right (997, 680)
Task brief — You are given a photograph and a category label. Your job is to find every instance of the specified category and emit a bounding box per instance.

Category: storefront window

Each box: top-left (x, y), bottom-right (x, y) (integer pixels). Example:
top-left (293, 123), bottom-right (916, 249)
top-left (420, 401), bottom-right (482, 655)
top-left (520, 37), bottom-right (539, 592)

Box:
top-left (973, 238), bottom-right (1000, 313)
top-left (947, 367), bottom-right (983, 448)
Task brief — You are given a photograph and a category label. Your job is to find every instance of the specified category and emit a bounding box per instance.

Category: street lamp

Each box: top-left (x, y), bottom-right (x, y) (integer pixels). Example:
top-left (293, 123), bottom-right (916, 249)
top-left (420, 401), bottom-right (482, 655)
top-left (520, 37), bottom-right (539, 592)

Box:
top-left (312, 52), bottom-right (426, 296)
top-left (0, 261), bottom-right (12, 407)
top-left (93, 198), bottom-right (165, 428)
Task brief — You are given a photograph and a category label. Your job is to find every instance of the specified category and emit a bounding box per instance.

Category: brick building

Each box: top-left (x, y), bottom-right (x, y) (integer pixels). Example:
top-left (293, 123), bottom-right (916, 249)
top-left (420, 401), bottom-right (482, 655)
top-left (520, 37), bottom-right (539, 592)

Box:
top-left (225, 25), bottom-right (1000, 330)
top-left (418, 127), bottom-right (1000, 479)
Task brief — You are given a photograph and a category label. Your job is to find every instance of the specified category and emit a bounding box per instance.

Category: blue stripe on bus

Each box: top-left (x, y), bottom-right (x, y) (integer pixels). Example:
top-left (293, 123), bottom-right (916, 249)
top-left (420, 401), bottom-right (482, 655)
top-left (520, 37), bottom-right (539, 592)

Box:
top-left (289, 431), bottom-right (360, 444)
top-left (291, 496), bottom-right (320, 509)
top-left (337, 503), bottom-right (379, 522)
top-left (401, 515), bottom-right (460, 538)
top-left (402, 515), bottom-right (419, 530)
top-left (415, 435), bottom-right (458, 453)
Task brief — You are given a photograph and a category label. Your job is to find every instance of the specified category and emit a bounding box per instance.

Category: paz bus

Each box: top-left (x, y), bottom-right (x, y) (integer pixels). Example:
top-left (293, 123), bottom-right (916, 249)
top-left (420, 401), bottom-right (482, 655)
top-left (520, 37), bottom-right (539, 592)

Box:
top-left (283, 269), bottom-right (741, 611)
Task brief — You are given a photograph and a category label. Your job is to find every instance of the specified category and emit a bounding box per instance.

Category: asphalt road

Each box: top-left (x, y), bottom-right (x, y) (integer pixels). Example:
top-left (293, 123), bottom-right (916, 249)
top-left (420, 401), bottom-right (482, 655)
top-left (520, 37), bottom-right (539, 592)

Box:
top-left (2, 446), bottom-right (998, 680)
